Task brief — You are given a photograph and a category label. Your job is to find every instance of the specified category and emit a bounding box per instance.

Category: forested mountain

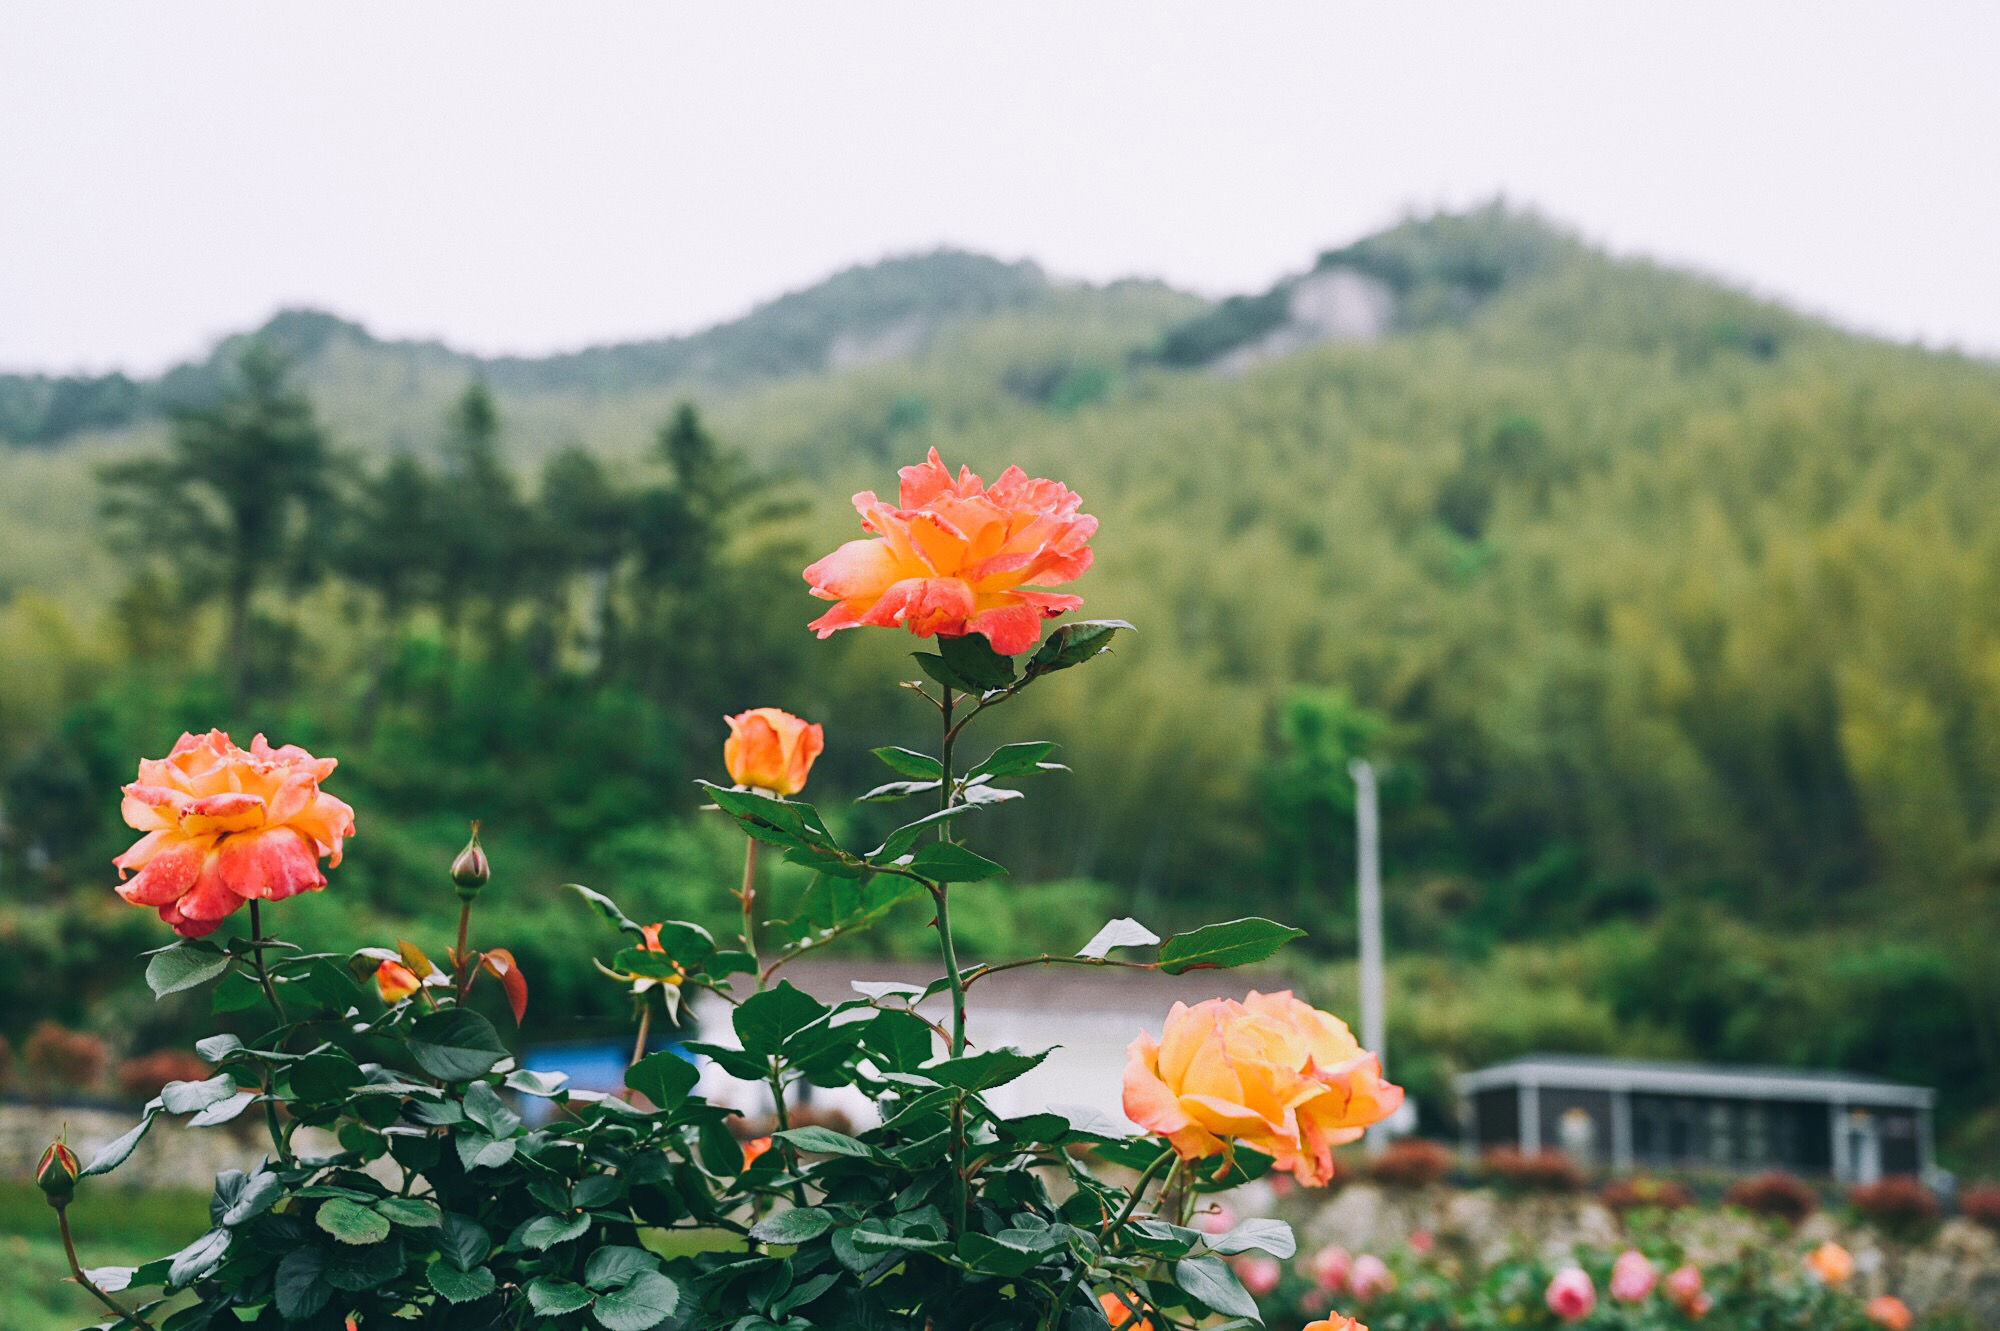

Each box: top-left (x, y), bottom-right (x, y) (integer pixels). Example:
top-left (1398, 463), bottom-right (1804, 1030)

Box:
top-left (5, 207), bottom-right (1998, 1163)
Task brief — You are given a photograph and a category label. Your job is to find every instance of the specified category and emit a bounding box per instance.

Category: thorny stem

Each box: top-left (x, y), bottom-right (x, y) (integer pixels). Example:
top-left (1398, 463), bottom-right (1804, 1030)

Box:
top-left (738, 838), bottom-right (761, 980)
top-left (621, 1000), bottom-right (653, 1102)
top-left (58, 1203), bottom-right (159, 1330)
top-left (453, 900), bottom-right (474, 1001)
top-left (769, 1065), bottom-right (807, 1206)
top-left (1045, 1155), bottom-right (1178, 1331)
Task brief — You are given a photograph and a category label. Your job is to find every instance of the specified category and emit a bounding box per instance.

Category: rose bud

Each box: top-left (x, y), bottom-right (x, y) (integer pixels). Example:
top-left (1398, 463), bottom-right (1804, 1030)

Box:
top-left (375, 960), bottom-right (421, 1003)
top-left (37, 1141), bottom-right (80, 1207)
top-left (723, 708), bottom-right (824, 796)
top-left (1545, 1266), bottom-right (1595, 1321)
top-left (451, 822), bottom-right (490, 898)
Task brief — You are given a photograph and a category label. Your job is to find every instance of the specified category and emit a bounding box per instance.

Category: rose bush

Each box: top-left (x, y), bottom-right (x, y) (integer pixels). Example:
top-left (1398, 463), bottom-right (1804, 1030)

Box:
top-left (37, 451), bottom-right (1394, 1331)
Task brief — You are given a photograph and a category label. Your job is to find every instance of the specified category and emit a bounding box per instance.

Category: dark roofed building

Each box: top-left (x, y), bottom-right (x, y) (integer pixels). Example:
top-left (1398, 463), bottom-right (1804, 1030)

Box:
top-left (1455, 1054), bottom-right (1936, 1185)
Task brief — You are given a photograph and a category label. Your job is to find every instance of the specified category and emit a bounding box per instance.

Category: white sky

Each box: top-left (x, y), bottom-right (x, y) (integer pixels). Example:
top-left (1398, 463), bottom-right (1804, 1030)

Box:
top-left (4, 2), bottom-right (1997, 375)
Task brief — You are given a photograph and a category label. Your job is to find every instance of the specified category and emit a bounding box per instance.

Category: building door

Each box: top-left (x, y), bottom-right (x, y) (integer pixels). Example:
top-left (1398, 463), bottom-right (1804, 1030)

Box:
top-left (1844, 1110), bottom-right (1882, 1184)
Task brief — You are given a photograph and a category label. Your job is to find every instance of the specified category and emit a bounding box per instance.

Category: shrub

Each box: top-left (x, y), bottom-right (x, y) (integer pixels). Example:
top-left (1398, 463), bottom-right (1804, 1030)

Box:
top-left (1479, 1145), bottom-right (1583, 1193)
top-left (21, 1020), bottom-right (105, 1094)
top-left (114, 1048), bottom-right (212, 1102)
top-left (1369, 1138), bottom-right (1454, 1188)
top-left (1725, 1169), bottom-right (1819, 1225)
top-left (1599, 1174), bottom-right (1693, 1212)
top-left (1847, 1175), bottom-right (1940, 1241)
top-left (1960, 1182), bottom-right (2000, 1232)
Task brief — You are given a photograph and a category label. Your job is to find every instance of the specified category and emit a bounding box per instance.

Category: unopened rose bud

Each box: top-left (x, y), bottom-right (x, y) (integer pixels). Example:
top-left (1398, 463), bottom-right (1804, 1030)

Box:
top-left (451, 822), bottom-right (489, 899)
top-left (36, 1141), bottom-right (79, 1207)
top-left (375, 960), bottom-right (421, 1004)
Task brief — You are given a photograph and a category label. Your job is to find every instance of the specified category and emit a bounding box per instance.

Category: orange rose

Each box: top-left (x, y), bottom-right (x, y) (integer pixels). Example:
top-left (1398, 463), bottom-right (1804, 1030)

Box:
top-left (1305, 1318), bottom-right (1366, 1331)
top-left (1099, 1292), bottom-right (1153, 1330)
top-left (1806, 1241), bottom-right (1854, 1287)
top-left (803, 447), bottom-right (1095, 655)
top-left (1865, 1295), bottom-right (1913, 1331)
top-left (1122, 991), bottom-right (1402, 1186)
top-left (114, 731), bottom-right (355, 937)
top-left (723, 708), bottom-right (824, 796)
top-left (742, 1136), bottom-right (774, 1168)
top-left (374, 960), bottom-right (421, 1004)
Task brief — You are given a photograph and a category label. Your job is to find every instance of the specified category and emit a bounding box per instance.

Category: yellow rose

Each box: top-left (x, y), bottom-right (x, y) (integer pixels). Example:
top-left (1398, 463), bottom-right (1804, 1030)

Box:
top-left (723, 708), bottom-right (824, 797)
top-left (1122, 990), bottom-right (1402, 1186)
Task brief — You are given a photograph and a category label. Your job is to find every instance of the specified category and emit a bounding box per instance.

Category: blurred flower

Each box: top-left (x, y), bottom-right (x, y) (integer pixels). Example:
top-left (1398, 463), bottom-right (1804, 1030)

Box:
top-left (742, 1136), bottom-right (773, 1168)
top-left (1099, 1291), bottom-right (1152, 1330)
top-left (1664, 1263), bottom-right (1704, 1312)
top-left (803, 447), bottom-right (1095, 655)
top-left (1235, 1256), bottom-right (1282, 1297)
top-left (1546, 1266), bottom-right (1595, 1321)
top-left (36, 1141), bottom-right (79, 1206)
top-left (1308, 1244), bottom-right (1353, 1293)
top-left (114, 730), bottom-right (354, 937)
top-left (1865, 1295), bottom-right (1913, 1330)
top-left (374, 960), bottom-right (420, 1004)
top-left (723, 708), bottom-right (824, 796)
top-left (1349, 1254), bottom-right (1395, 1301)
top-left (1806, 1241), bottom-right (1854, 1287)
top-left (1303, 1318), bottom-right (1366, 1331)
top-left (1610, 1248), bottom-right (1657, 1302)
top-left (1122, 990), bottom-right (1403, 1186)
top-left (1407, 1228), bottom-right (1434, 1256)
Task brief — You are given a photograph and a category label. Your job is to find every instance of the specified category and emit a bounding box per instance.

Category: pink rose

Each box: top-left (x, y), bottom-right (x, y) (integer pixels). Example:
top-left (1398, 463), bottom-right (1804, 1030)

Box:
top-left (1545, 1266), bottom-right (1595, 1321)
top-left (1349, 1254), bottom-right (1394, 1301)
top-left (1610, 1249), bottom-right (1657, 1302)
top-left (1308, 1245), bottom-right (1353, 1293)
top-left (1235, 1256), bottom-right (1282, 1297)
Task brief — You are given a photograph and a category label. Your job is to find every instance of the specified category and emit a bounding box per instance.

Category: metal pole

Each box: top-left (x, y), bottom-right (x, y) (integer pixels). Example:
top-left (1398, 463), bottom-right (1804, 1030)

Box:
top-left (1350, 759), bottom-right (1386, 1152)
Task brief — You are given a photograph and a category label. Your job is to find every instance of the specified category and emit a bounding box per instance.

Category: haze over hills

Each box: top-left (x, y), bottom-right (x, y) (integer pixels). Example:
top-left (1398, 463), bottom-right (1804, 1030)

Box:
top-left (6, 206), bottom-right (2000, 1158)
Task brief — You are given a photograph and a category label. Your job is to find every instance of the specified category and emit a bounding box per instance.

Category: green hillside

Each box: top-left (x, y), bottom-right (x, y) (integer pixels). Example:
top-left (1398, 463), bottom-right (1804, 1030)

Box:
top-left (4, 208), bottom-right (1998, 1165)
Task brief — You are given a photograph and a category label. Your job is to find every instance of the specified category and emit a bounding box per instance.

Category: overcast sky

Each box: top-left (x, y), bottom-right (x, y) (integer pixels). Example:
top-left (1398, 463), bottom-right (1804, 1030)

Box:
top-left (4, 2), bottom-right (1997, 375)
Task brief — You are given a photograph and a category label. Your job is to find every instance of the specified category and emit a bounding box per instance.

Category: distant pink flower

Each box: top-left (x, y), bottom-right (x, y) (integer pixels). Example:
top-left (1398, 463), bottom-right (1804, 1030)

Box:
top-left (1308, 1245), bottom-right (1353, 1293)
top-left (1610, 1249), bottom-right (1657, 1302)
top-left (1199, 1203), bottom-right (1238, 1235)
top-left (1407, 1228), bottom-right (1434, 1256)
top-left (1349, 1254), bottom-right (1395, 1301)
top-left (1235, 1256), bottom-right (1283, 1297)
top-left (1546, 1266), bottom-right (1595, 1322)
top-left (1664, 1263), bottom-right (1704, 1312)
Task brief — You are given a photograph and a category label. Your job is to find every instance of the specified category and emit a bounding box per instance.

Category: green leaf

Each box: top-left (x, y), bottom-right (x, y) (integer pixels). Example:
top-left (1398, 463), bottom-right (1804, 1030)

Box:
top-left (193, 1033), bottom-right (244, 1064)
top-left (316, 1198), bottom-right (391, 1245)
top-left (938, 632), bottom-right (1019, 690)
top-left (967, 741), bottom-right (1062, 779)
top-left (871, 746), bottom-right (943, 779)
top-left (145, 940), bottom-right (230, 998)
top-left (528, 1276), bottom-right (595, 1315)
top-left (188, 1091), bottom-right (255, 1127)
top-left (428, 1261), bottom-right (496, 1303)
top-left (1176, 1254), bottom-right (1262, 1321)
top-left (733, 981), bottom-right (829, 1057)
top-left (859, 778), bottom-right (944, 802)
top-left (748, 1207), bottom-right (835, 1245)
top-left (903, 842), bottom-right (1007, 883)
top-left (774, 1125), bottom-right (878, 1159)
top-left (290, 1051), bottom-right (364, 1102)
top-left (1026, 619), bottom-right (1134, 677)
top-left (592, 1270), bottom-right (684, 1331)
top-left (1157, 918), bottom-right (1305, 974)
top-left (374, 1196), bottom-right (443, 1229)
top-left (80, 1115), bottom-right (154, 1177)
top-left (1079, 917), bottom-right (1161, 958)
top-left (584, 1245), bottom-right (660, 1289)
top-left (625, 1050), bottom-right (699, 1110)
top-left (923, 1047), bottom-right (1050, 1091)
top-left (161, 1073), bottom-right (238, 1116)
top-left (455, 1133), bottom-right (518, 1172)
top-left (274, 1247), bottom-right (330, 1320)
top-left (912, 651), bottom-right (974, 694)
top-left (1206, 1217), bottom-right (1295, 1259)
top-left (218, 1171), bottom-right (283, 1227)
top-left (438, 1213), bottom-right (490, 1269)
top-left (957, 1231), bottom-right (1046, 1276)
top-left (871, 805), bottom-right (977, 860)
top-left (516, 1211), bottom-right (591, 1249)
top-left (568, 882), bottom-right (646, 937)
top-left (407, 1008), bottom-right (508, 1081)
top-left (167, 1228), bottom-right (230, 1287)
top-left (685, 1041), bottom-right (766, 1080)
top-left (462, 1080), bottom-right (523, 1138)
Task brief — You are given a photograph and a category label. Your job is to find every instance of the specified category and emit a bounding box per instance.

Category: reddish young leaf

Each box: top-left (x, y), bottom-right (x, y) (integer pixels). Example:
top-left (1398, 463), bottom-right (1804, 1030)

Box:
top-left (480, 949), bottom-right (528, 1024)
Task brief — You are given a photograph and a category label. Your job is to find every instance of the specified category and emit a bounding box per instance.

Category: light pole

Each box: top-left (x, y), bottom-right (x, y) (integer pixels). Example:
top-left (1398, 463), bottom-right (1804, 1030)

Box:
top-left (1349, 758), bottom-right (1387, 1152)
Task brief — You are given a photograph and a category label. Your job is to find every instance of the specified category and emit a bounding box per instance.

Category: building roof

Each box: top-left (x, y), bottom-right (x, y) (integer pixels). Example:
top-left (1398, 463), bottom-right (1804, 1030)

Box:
top-left (1453, 1053), bottom-right (1933, 1107)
